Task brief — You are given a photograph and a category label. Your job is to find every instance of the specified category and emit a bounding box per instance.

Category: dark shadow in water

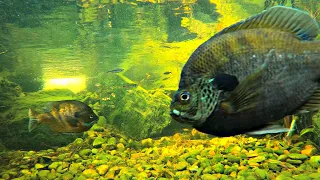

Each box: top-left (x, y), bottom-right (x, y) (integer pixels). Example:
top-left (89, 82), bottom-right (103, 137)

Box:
top-left (192, 0), bottom-right (219, 23)
top-left (0, 0), bottom-right (75, 28)
top-left (164, 2), bottom-right (197, 43)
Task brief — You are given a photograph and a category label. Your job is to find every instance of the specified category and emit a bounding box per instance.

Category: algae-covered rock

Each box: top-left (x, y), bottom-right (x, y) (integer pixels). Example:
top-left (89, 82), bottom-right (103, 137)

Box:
top-left (288, 153), bottom-right (308, 160)
top-left (38, 170), bottom-right (50, 178)
top-left (96, 165), bottom-right (109, 175)
top-left (175, 161), bottom-right (188, 171)
top-left (308, 156), bottom-right (320, 168)
top-left (227, 155), bottom-right (240, 163)
top-left (48, 162), bottom-right (60, 169)
top-left (93, 137), bottom-right (105, 147)
top-left (69, 163), bottom-right (84, 174)
top-left (213, 163), bottom-right (224, 173)
top-left (278, 155), bottom-right (288, 161)
top-left (268, 162), bottom-right (281, 172)
top-left (79, 149), bottom-right (92, 157)
top-left (96, 73), bottom-right (181, 139)
top-left (82, 169), bottom-right (99, 178)
top-left (201, 174), bottom-right (219, 180)
top-left (286, 159), bottom-right (303, 165)
top-left (292, 174), bottom-right (312, 180)
top-left (277, 174), bottom-right (294, 180)
top-left (254, 168), bottom-right (268, 179)
top-left (248, 156), bottom-right (265, 164)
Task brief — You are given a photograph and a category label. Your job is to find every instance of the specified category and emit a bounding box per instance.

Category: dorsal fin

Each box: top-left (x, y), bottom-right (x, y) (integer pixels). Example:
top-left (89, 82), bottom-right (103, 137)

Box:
top-left (214, 6), bottom-right (320, 41)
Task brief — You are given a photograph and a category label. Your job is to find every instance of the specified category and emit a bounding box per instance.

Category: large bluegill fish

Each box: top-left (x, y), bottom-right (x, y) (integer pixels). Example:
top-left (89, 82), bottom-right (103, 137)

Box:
top-left (28, 100), bottom-right (98, 133)
top-left (170, 6), bottom-right (320, 136)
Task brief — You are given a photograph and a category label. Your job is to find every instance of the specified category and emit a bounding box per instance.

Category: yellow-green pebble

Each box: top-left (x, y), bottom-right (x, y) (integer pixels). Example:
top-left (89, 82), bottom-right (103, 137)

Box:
top-left (82, 169), bottom-right (98, 178)
top-left (96, 165), bottom-right (109, 175)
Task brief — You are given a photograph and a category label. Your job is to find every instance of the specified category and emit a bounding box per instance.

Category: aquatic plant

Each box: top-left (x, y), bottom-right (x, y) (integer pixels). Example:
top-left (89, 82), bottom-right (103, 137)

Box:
top-left (264, 0), bottom-right (295, 9)
top-left (295, 0), bottom-right (320, 19)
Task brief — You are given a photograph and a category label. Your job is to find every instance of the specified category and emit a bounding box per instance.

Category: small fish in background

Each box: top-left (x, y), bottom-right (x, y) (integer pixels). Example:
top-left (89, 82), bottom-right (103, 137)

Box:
top-left (95, 83), bottom-right (102, 87)
top-left (106, 68), bottom-right (124, 73)
top-left (28, 100), bottom-right (98, 133)
top-left (163, 71), bottom-right (172, 75)
top-left (163, 77), bottom-right (170, 81)
top-left (122, 83), bottom-right (138, 88)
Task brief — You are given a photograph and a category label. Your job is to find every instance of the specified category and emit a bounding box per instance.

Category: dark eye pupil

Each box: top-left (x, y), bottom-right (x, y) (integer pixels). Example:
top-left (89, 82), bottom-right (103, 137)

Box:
top-left (181, 93), bottom-right (189, 101)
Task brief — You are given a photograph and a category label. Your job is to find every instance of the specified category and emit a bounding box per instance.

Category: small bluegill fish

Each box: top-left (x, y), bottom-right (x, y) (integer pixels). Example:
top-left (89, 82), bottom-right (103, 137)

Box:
top-left (28, 100), bottom-right (98, 133)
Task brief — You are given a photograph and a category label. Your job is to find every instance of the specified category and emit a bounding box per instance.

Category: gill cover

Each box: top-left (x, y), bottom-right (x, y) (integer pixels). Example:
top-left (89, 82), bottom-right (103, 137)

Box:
top-left (170, 78), bottom-right (223, 125)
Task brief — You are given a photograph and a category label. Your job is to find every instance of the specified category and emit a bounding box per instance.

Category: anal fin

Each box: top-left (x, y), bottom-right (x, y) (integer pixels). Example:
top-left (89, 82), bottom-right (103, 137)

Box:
top-left (294, 88), bottom-right (320, 114)
top-left (245, 124), bottom-right (292, 135)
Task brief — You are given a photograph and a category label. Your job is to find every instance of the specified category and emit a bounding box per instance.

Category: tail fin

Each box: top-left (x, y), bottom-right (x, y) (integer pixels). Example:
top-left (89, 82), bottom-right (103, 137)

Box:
top-left (28, 108), bottom-right (40, 132)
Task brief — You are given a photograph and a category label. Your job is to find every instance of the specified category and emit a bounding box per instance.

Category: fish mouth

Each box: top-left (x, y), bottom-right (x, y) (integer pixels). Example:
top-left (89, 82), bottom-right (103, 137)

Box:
top-left (170, 109), bottom-right (195, 124)
top-left (81, 120), bottom-right (98, 127)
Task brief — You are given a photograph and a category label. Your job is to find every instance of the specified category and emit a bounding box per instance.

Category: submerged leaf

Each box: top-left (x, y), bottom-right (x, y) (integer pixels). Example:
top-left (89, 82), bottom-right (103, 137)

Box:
top-left (300, 127), bottom-right (315, 136)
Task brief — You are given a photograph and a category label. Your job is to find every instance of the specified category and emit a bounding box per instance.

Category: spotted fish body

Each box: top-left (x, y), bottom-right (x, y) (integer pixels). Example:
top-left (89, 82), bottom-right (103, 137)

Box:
top-left (170, 6), bottom-right (320, 136)
top-left (28, 100), bottom-right (98, 133)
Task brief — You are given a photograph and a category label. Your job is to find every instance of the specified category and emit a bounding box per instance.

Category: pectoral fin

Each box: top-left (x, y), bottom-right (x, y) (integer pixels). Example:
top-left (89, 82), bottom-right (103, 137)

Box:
top-left (220, 61), bottom-right (267, 114)
top-left (28, 108), bottom-right (41, 132)
top-left (66, 118), bottom-right (80, 127)
top-left (213, 74), bottom-right (239, 91)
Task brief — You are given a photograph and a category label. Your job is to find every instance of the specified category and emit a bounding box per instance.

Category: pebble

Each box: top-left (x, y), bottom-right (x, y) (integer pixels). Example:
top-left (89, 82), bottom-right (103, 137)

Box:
top-left (73, 138), bottom-right (83, 145)
top-left (35, 163), bottom-right (46, 169)
top-left (38, 170), bottom-right (50, 178)
top-left (278, 155), bottom-right (288, 161)
top-left (227, 155), bottom-right (241, 163)
top-left (201, 174), bottom-right (219, 180)
top-left (48, 162), bottom-right (60, 169)
top-left (117, 143), bottom-right (125, 151)
top-left (286, 159), bottom-right (303, 165)
top-left (79, 149), bottom-right (92, 157)
top-left (292, 174), bottom-right (312, 180)
top-left (268, 162), bottom-right (281, 172)
top-left (254, 168), bottom-right (268, 179)
top-left (2, 127), bottom-right (320, 180)
top-left (308, 156), bottom-right (320, 168)
top-left (175, 161), bottom-right (188, 171)
top-left (93, 137), bottom-right (106, 147)
top-left (213, 163), bottom-right (224, 173)
top-left (82, 169), bottom-right (99, 178)
top-left (248, 156), bottom-right (265, 163)
top-left (288, 153), bottom-right (309, 160)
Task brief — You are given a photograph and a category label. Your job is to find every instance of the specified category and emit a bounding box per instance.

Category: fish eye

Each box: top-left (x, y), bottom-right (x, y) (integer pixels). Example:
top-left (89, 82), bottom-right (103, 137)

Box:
top-left (74, 112), bottom-right (81, 118)
top-left (179, 92), bottom-right (190, 102)
top-left (89, 115), bottom-right (95, 119)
